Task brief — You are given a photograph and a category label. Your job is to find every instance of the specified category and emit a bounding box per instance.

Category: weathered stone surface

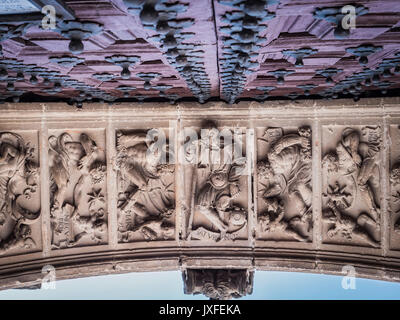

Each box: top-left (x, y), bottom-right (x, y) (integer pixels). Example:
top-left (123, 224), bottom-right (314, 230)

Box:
top-left (115, 128), bottom-right (175, 243)
top-left (0, 98), bottom-right (399, 291)
top-left (0, 130), bottom-right (41, 256)
top-left (256, 125), bottom-right (312, 242)
top-left (48, 129), bottom-right (108, 249)
top-left (321, 124), bottom-right (382, 248)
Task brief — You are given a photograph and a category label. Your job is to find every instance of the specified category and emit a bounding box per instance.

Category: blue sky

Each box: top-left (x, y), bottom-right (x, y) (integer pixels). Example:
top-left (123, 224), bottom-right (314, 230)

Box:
top-left (0, 271), bottom-right (399, 299)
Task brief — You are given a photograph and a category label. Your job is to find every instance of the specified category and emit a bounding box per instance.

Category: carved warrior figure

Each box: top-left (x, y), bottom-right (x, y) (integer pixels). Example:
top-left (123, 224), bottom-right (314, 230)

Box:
top-left (257, 127), bottom-right (313, 241)
top-left (390, 162), bottom-right (400, 234)
top-left (183, 269), bottom-right (254, 300)
top-left (322, 126), bottom-right (381, 246)
top-left (186, 127), bottom-right (248, 241)
top-left (115, 131), bottom-right (175, 242)
top-left (49, 132), bottom-right (107, 248)
top-left (0, 132), bottom-right (40, 254)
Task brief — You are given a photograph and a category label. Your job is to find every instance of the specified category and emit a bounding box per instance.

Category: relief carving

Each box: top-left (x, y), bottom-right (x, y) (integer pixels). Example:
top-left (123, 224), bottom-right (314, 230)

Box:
top-left (115, 130), bottom-right (175, 242)
top-left (184, 125), bottom-right (248, 241)
top-left (256, 127), bottom-right (313, 242)
top-left (390, 125), bottom-right (400, 241)
top-left (0, 132), bottom-right (40, 254)
top-left (49, 132), bottom-right (107, 248)
top-left (322, 126), bottom-right (381, 247)
top-left (392, 170), bottom-right (400, 236)
top-left (183, 269), bottom-right (254, 300)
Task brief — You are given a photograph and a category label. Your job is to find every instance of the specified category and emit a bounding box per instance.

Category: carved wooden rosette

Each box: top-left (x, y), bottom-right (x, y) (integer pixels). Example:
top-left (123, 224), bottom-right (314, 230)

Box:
top-left (115, 129), bottom-right (176, 243)
top-left (48, 130), bottom-right (108, 249)
top-left (0, 131), bottom-right (41, 256)
top-left (321, 125), bottom-right (382, 248)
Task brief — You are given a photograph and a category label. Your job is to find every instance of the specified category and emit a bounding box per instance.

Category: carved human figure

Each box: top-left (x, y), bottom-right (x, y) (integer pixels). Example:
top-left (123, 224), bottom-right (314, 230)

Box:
top-left (390, 163), bottom-right (400, 234)
top-left (186, 126), bottom-right (247, 241)
top-left (322, 126), bottom-right (381, 245)
top-left (257, 127), bottom-right (312, 240)
top-left (324, 128), bottom-right (380, 220)
top-left (49, 132), bottom-right (107, 248)
top-left (115, 131), bottom-right (175, 242)
top-left (0, 132), bottom-right (40, 254)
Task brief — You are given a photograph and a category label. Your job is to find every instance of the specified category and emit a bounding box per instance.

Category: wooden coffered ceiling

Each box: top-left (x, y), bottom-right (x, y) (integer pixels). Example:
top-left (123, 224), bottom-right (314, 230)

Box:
top-left (0, 0), bottom-right (400, 106)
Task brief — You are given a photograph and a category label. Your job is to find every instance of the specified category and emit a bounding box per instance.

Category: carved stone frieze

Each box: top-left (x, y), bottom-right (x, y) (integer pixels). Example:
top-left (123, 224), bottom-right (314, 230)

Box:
top-left (0, 131), bottom-right (41, 255)
top-left (321, 125), bottom-right (382, 247)
top-left (49, 130), bottom-right (107, 249)
top-left (256, 126), bottom-right (313, 242)
top-left (114, 129), bottom-right (175, 242)
top-left (1, 100), bottom-right (400, 290)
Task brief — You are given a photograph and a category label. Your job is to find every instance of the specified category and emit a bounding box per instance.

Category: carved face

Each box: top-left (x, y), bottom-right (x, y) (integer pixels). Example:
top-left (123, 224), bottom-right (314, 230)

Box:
top-left (65, 142), bottom-right (85, 161)
top-left (323, 154), bottom-right (339, 174)
top-left (390, 167), bottom-right (400, 186)
top-left (19, 224), bottom-right (31, 238)
top-left (298, 126), bottom-right (311, 138)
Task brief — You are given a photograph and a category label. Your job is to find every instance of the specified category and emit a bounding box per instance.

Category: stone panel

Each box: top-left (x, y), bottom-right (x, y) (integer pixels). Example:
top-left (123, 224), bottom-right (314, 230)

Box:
top-left (180, 121), bottom-right (250, 242)
top-left (48, 129), bottom-right (108, 249)
top-left (389, 124), bottom-right (400, 250)
top-left (115, 128), bottom-right (176, 243)
top-left (256, 125), bottom-right (313, 242)
top-left (321, 124), bottom-right (382, 248)
top-left (0, 130), bottom-right (41, 256)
